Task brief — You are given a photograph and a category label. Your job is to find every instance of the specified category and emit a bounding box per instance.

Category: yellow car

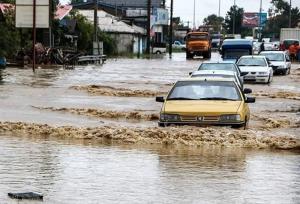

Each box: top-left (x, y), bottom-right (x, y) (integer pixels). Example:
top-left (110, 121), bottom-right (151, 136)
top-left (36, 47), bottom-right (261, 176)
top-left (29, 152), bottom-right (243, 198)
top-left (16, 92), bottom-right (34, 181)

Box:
top-left (156, 78), bottom-right (255, 129)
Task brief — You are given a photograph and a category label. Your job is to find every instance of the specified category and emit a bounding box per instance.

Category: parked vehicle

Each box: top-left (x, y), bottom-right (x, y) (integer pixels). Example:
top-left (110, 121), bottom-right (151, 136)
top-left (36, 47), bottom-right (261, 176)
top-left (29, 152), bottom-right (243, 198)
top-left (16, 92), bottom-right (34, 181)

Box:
top-left (156, 78), bottom-right (255, 129)
top-left (185, 32), bottom-right (212, 59)
top-left (280, 28), bottom-right (300, 50)
top-left (237, 56), bottom-right (273, 84)
top-left (190, 70), bottom-right (243, 89)
top-left (259, 51), bottom-right (291, 75)
top-left (172, 41), bottom-right (186, 50)
top-left (152, 42), bottom-right (167, 54)
top-left (220, 39), bottom-right (253, 61)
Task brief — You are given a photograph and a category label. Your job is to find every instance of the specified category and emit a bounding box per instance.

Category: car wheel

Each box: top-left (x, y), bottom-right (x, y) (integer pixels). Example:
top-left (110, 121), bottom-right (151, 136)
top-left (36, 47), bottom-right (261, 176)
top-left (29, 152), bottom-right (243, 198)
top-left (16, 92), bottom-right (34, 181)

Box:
top-left (155, 51), bottom-right (161, 55)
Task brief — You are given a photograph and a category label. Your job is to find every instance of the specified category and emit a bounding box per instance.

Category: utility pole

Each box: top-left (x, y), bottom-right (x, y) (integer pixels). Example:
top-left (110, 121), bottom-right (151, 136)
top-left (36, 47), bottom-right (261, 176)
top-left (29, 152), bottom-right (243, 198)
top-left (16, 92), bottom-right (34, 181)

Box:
top-left (146, 0), bottom-right (151, 55)
top-left (193, 0), bottom-right (196, 30)
top-left (169, 0), bottom-right (173, 57)
top-left (32, 0), bottom-right (36, 72)
top-left (94, 0), bottom-right (98, 42)
top-left (232, 0), bottom-right (236, 35)
top-left (289, 0), bottom-right (292, 28)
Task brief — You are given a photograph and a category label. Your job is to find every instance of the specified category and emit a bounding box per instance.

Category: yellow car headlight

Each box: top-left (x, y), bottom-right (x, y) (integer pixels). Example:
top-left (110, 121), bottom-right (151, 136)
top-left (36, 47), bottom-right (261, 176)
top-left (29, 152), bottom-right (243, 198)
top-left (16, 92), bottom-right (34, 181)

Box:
top-left (160, 114), bottom-right (180, 122)
top-left (220, 114), bottom-right (241, 121)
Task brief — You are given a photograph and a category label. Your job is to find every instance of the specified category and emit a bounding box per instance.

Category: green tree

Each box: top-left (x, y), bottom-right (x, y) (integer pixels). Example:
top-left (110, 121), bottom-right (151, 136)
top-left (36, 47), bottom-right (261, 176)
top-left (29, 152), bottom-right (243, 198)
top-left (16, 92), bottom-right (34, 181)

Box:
top-left (224, 6), bottom-right (244, 35)
top-left (203, 14), bottom-right (224, 33)
top-left (264, 0), bottom-right (300, 37)
top-left (0, 4), bottom-right (20, 57)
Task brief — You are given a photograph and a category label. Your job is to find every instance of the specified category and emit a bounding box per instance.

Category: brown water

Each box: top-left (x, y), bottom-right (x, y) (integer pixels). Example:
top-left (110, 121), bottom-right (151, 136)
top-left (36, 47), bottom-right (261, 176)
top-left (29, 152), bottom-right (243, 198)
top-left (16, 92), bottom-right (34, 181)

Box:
top-left (0, 53), bottom-right (300, 203)
top-left (0, 133), bottom-right (299, 203)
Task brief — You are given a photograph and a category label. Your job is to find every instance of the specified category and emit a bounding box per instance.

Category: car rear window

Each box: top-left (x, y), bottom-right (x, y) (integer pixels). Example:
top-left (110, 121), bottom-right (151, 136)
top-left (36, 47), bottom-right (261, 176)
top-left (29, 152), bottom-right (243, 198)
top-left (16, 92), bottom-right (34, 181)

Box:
top-left (198, 63), bottom-right (236, 72)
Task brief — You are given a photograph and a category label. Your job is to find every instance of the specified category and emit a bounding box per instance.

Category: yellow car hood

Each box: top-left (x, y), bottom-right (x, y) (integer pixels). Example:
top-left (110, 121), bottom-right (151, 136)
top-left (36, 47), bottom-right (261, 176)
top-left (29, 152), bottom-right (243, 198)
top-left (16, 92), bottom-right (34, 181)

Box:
top-left (163, 100), bottom-right (242, 115)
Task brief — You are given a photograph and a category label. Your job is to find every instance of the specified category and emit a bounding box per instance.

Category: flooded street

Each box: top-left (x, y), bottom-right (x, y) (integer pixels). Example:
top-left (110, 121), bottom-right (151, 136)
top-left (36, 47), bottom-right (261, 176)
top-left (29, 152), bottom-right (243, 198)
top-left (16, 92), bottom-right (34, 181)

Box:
top-left (0, 52), bottom-right (300, 202)
top-left (0, 133), bottom-right (299, 203)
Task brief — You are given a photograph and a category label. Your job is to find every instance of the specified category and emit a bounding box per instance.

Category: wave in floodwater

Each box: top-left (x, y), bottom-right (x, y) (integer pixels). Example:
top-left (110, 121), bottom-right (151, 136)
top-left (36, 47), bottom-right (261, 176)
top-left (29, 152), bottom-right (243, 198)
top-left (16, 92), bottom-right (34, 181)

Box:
top-left (33, 106), bottom-right (159, 121)
top-left (71, 85), bottom-right (166, 97)
top-left (251, 114), bottom-right (298, 129)
top-left (253, 91), bottom-right (300, 100)
top-left (1, 122), bottom-right (299, 150)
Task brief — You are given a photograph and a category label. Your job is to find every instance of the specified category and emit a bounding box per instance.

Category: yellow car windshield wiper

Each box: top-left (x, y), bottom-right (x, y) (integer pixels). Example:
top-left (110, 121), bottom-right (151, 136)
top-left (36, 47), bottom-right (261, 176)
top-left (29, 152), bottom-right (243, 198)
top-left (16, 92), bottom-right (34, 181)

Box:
top-left (200, 97), bottom-right (237, 101)
top-left (167, 97), bottom-right (198, 100)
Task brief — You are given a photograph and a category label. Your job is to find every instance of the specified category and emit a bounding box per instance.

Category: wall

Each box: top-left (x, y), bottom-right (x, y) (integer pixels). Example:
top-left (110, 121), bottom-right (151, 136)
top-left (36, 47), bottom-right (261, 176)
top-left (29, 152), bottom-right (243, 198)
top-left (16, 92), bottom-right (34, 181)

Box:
top-left (110, 33), bottom-right (146, 54)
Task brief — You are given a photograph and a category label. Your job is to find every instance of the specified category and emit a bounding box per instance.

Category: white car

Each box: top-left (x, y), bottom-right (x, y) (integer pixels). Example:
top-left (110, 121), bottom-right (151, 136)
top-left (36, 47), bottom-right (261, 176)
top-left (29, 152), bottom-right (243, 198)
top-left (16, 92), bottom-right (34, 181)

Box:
top-left (172, 41), bottom-right (186, 50)
top-left (190, 70), bottom-right (244, 89)
top-left (259, 51), bottom-right (291, 75)
top-left (237, 56), bottom-right (273, 84)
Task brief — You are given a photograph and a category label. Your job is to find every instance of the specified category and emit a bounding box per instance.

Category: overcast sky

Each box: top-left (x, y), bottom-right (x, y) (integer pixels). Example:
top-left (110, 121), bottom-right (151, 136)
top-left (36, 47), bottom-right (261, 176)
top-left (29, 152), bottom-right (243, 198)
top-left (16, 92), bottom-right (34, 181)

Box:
top-left (61, 0), bottom-right (300, 27)
top-left (167, 0), bottom-right (300, 27)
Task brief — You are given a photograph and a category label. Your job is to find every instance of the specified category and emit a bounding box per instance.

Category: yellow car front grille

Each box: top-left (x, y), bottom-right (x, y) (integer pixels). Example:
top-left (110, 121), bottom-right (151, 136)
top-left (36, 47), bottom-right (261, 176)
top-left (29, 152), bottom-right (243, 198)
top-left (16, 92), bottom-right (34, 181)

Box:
top-left (180, 116), bottom-right (197, 121)
top-left (202, 116), bottom-right (220, 122)
top-left (180, 115), bottom-right (220, 122)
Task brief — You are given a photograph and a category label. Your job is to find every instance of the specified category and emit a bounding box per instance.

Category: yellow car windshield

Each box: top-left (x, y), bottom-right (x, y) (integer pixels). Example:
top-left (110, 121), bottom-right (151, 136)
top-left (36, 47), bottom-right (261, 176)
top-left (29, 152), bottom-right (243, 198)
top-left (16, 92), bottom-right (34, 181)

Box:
top-left (167, 81), bottom-right (241, 101)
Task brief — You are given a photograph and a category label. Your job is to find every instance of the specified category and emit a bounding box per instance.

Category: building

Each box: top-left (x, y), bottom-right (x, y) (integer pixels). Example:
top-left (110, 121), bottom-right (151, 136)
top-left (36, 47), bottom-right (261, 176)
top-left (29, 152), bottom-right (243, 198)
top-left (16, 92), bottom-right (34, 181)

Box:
top-left (78, 10), bottom-right (146, 54)
top-left (72, 0), bottom-right (169, 45)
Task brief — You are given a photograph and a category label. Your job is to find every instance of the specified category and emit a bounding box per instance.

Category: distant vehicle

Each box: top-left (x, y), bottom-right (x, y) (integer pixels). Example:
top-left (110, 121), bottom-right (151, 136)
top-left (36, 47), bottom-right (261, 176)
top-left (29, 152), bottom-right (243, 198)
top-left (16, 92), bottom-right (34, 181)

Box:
top-left (280, 28), bottom-right (300, 50)
top-left (197, 61), bottom-right (243, 79)
top-left (185, 32), bottom-right (212, 59)
top-left (259, 51), bottom-right (291, 75)
top-left (156, 78), bottom-right (255, 129)
top-left (224, 34), bottom-right (241, 40)
top-left (245, 36), bottom-right (254, 40)
top-left (172, 41), bottom-right (186, 50)
top-left (211, 34), bottom-right (223, 48)
top-left (279, 39), bottom-right (299, 51)
top-left (152, 42), bottom-right (167, 54)
top-left (220, 39), bottom-right (253, 61)
top-left (190, 70), bottom-right (243, 89)
top-left (237, 55), bottom-right (274, 84)
top-left (262, 38), bottom-right (271, 43)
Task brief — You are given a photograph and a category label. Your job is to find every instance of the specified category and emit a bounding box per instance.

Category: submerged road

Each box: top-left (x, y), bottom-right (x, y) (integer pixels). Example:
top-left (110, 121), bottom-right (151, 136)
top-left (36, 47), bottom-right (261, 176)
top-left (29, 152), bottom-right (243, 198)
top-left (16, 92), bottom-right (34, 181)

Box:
top-left (0, 52), bottom-right (299, 203)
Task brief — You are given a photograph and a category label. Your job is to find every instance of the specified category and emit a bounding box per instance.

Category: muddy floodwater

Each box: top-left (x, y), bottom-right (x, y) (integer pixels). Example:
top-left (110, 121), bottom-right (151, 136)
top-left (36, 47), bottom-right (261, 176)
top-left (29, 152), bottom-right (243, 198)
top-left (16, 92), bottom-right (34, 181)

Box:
top-left (0, 53), bottom-right (300, 203)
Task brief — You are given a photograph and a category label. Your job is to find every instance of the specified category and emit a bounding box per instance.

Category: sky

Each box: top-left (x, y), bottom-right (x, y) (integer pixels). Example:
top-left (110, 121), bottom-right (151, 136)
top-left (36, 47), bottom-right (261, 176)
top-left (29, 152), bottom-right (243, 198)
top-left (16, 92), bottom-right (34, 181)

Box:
top-left (167, 0), bottom-right (300, 27)
top-left (61, 0), bottom-right (300, 27)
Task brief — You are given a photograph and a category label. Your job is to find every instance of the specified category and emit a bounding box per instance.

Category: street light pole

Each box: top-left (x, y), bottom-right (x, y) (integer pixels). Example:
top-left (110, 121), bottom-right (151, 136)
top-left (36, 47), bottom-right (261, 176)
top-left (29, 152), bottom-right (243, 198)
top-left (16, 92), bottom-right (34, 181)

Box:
top-left (218, 0), bottom-right (221, 17)
top-left (232, 0), bottom-right (236, 34)
top-left (259, 0), bottom-right (262, 39)
top-left (289, 0), bottom-right (292, 28)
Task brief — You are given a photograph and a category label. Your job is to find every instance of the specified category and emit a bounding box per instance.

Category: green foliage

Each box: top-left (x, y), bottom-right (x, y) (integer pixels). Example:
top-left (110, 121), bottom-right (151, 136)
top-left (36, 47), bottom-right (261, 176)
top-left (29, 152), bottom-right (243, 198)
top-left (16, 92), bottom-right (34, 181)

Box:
top-left (224, 6), bottom-right (244, 35)
top-left (98, 31), bottom-right (117, 55)
top-left (203, 14), bottom-right (224, 33)
top-left (264, 0), bottom-right (300, 36)
top-left (0, 5), bottom-right (20, 57)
